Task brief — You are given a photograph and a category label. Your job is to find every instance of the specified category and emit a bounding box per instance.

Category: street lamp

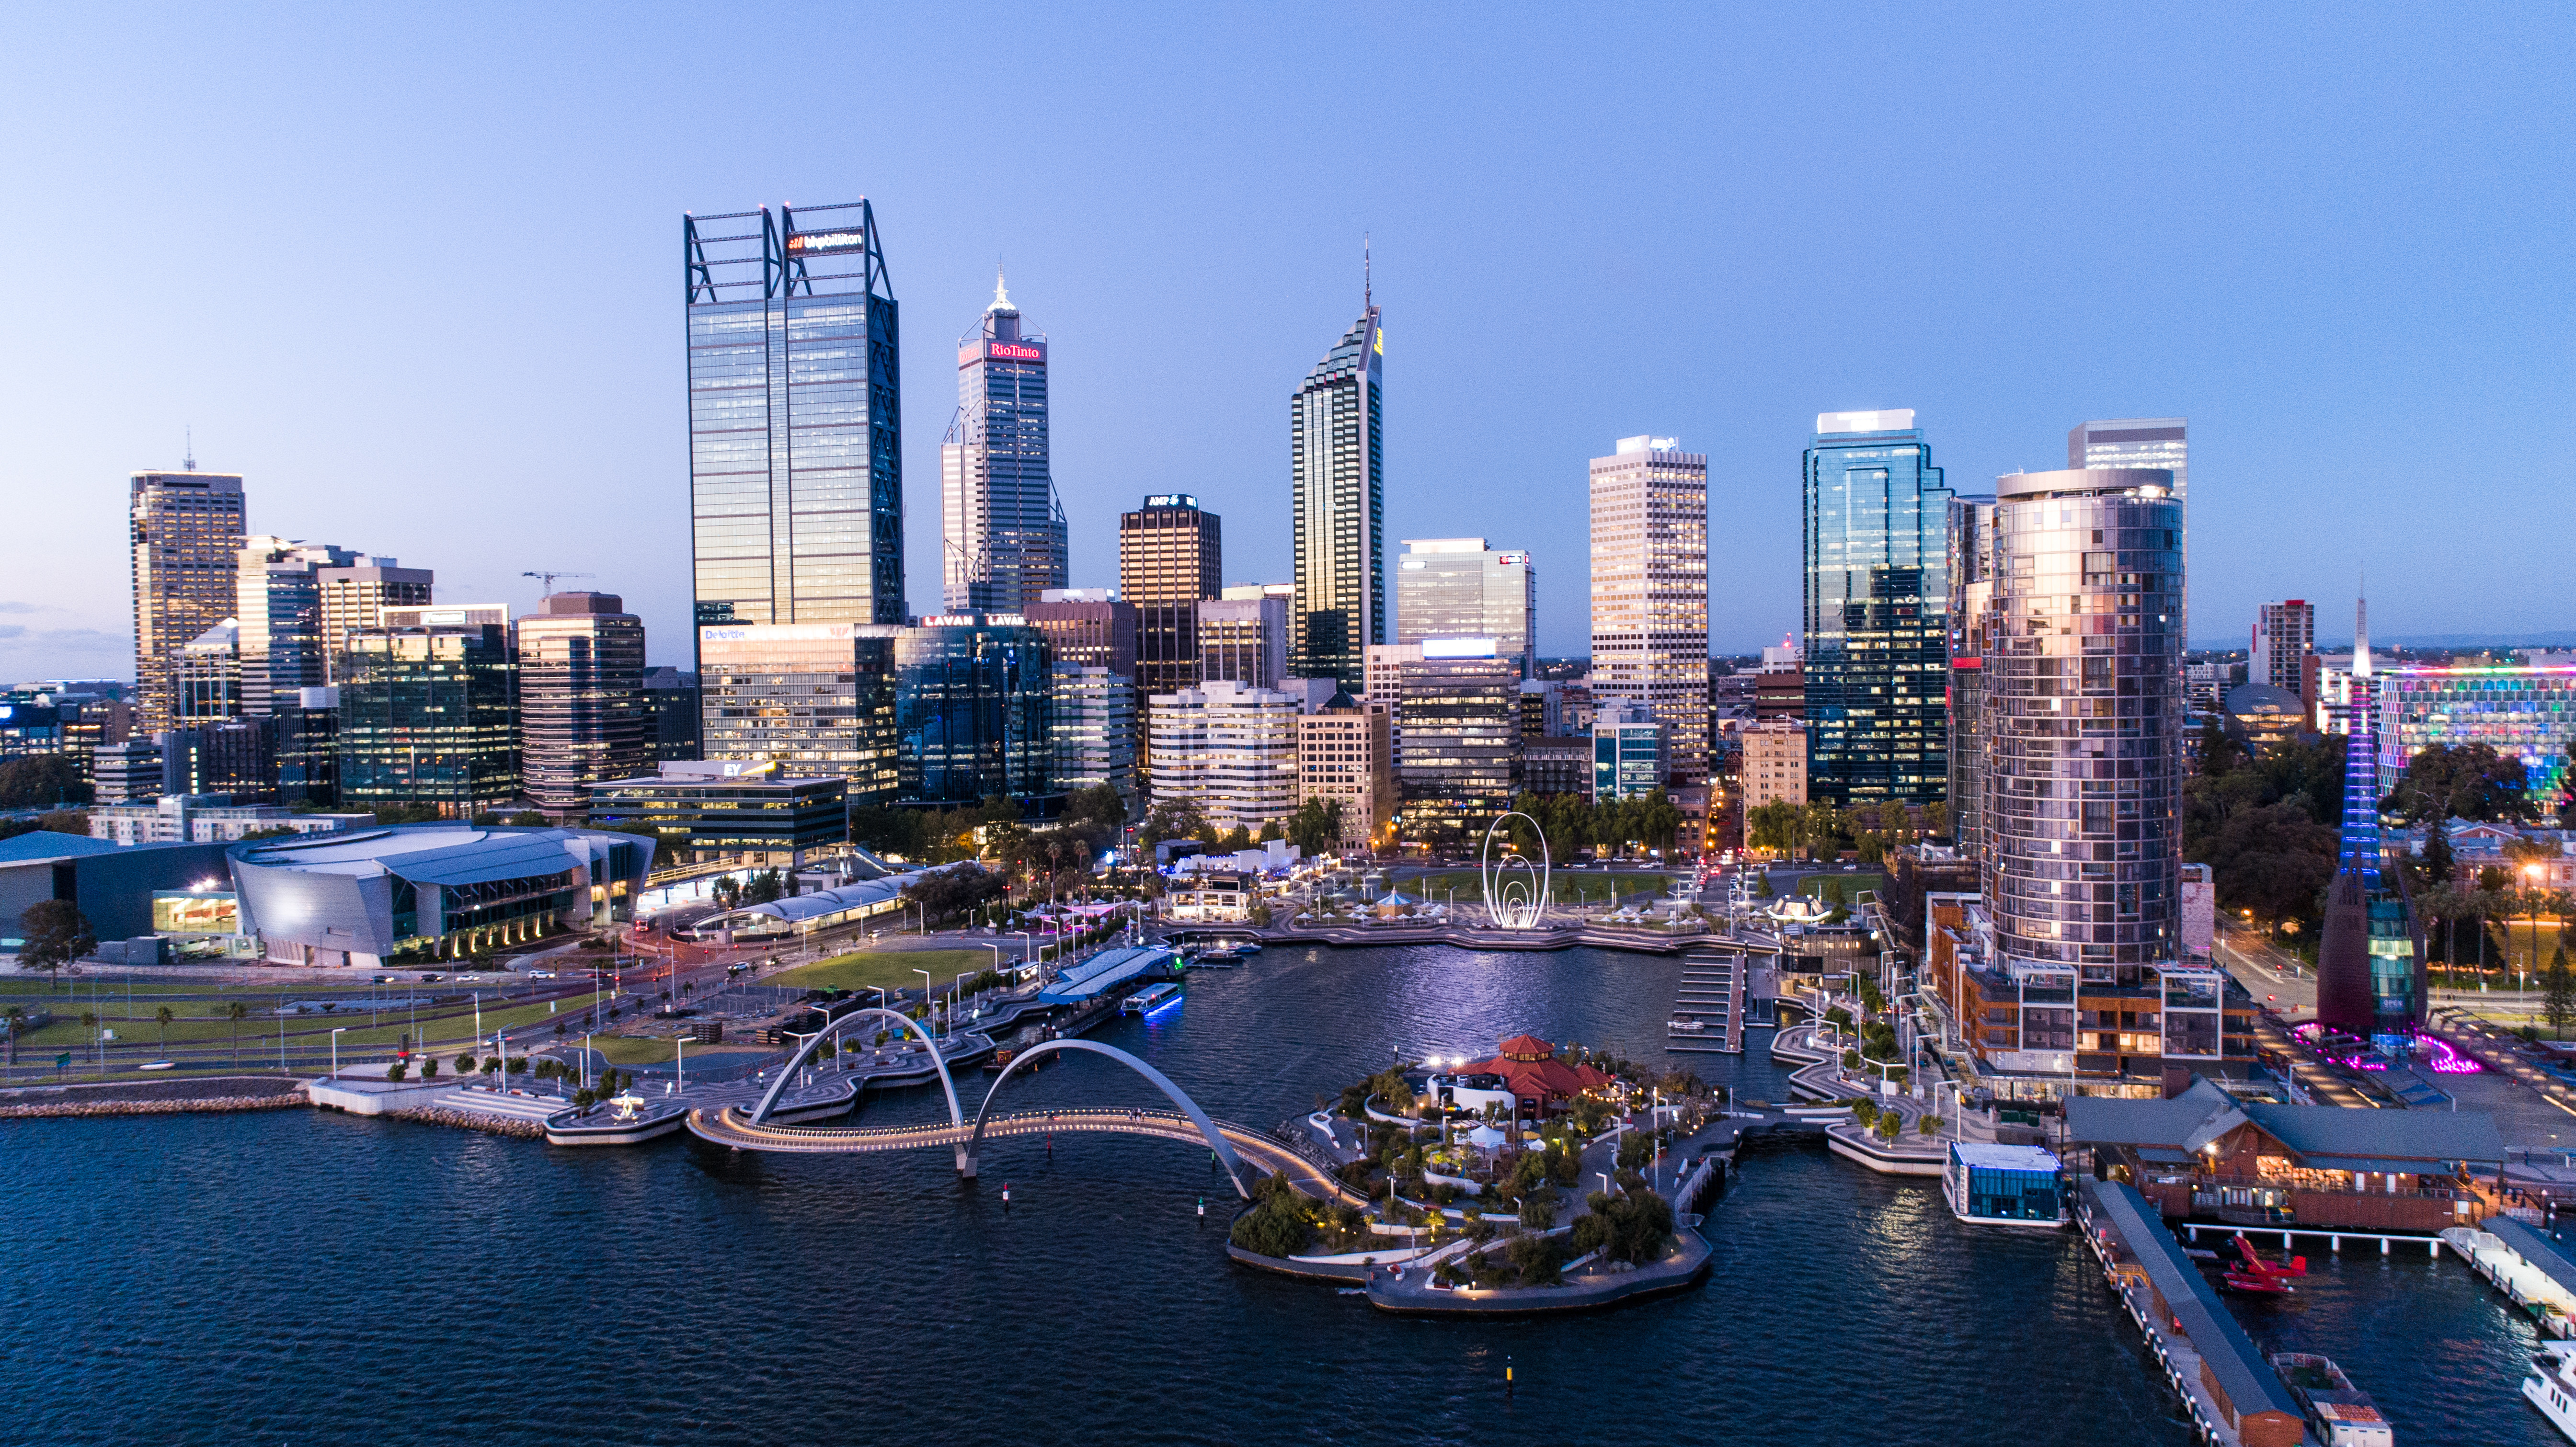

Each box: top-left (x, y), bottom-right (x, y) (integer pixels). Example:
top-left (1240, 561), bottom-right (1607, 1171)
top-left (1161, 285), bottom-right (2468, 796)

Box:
top-left (913, 968), bottom-right (936, 1040)
top-left (673, 1034), bottom-right (687, 1095)
top-left (1016, 930), bottom-right (1037, 968)
top-left (329, 1026), bottom-right (348, 1081)
top-left (984, 942), bottom-right (1003, 980)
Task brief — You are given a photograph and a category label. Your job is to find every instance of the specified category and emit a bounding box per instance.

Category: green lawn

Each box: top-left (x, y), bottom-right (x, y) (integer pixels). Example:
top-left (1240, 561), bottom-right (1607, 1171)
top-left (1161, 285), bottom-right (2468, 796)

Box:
top-left (1409, 870), bottom-right (1675, 907)
top-left (1797, 873), bottom-right (1887, 900)
top-left (767, 948), bottom-right (1000, 995)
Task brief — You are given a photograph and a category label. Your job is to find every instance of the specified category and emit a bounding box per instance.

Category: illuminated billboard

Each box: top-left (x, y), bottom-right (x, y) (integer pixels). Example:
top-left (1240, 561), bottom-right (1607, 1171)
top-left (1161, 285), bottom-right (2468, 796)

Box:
top-left (986, 342), bottom-right (1044, 362)
top-left (1421, 637), bottom-right (1500, 660)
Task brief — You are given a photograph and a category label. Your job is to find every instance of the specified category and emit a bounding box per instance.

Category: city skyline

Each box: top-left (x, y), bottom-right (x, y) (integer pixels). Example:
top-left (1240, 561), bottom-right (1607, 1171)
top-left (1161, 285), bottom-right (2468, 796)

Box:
top-left (5, 10), bottom-right (2569, 682)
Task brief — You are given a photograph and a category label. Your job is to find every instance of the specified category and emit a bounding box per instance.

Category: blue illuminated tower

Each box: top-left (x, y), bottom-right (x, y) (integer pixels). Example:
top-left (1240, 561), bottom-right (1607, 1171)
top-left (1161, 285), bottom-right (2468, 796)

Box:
top-left (2314, 592), bottom-right (2424, 1038)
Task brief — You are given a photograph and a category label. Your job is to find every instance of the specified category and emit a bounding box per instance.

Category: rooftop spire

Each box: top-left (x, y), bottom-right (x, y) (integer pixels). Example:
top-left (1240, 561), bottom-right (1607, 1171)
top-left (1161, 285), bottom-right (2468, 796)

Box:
top-left (2354, 570), bottom-right (2370, 680)
top-left (1363, 232), bottom-right (1372, 311)
top-left (183, 425), bottom-right (195, 472)
top-left (987, 260), bottom-right (1015, 314)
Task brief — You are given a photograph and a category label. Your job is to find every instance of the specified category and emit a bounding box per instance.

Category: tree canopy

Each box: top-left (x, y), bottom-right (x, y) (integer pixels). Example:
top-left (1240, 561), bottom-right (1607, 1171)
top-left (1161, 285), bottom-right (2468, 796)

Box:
top-left (2384, 742), bottom-right (2539, 825)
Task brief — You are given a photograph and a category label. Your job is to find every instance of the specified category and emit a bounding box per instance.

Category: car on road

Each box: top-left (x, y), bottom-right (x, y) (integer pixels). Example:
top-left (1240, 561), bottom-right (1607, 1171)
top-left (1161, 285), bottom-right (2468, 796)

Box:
top-left (419, 972), bottom-right (442, 982)
top-left (526, 970), bottom-right (555, 979)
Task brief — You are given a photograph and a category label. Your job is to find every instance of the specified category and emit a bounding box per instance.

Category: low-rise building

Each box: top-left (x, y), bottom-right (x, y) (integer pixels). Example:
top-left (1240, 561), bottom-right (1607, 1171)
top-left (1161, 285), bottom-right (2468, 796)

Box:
top-left (228, 823), bottom-right (655, 967)
top-left (1164, 870), bottom-right (1258, 922)
top-left (1923, 893), bottom-right (2262, 1100)
top-left (1591, 702), bottom-right (1665, 802)
top-left (89, 795), bottom-right (367, 846)
top-left (584, 760), bottom-right (847, 868)
top-left (1519, 736), bottom-right (1590, 797)
top-left (2070, 1074), bottom-right (2506, 1233)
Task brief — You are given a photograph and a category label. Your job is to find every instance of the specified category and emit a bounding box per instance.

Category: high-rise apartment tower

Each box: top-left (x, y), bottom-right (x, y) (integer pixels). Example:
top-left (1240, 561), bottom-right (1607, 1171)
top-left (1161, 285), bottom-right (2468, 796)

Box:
top-left (1588, 436), bottom-right (1710, 786)
top-left (130, 466), bottom-right (247, 736)
top-left (2253, 600), bottom-right (2315, 691)
top-left (941, 272), bottom-right (1065, 614)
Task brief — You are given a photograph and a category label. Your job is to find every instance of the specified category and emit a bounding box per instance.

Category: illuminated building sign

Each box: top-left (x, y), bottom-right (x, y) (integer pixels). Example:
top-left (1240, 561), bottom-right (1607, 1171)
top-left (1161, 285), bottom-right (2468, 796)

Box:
top-left (986, 342), bottom-right (1044, 362)
top-left (699, 624), bottom-right (858, 643)
top-left (1422, 638), bottom-right (1499, 659)
top-left (786, 230), bottom-right (868, 255)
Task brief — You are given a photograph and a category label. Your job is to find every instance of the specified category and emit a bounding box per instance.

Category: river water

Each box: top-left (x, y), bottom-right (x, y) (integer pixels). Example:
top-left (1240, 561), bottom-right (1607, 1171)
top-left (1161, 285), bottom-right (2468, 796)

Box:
top-left (0, 944), bottom-right (2550, 1445)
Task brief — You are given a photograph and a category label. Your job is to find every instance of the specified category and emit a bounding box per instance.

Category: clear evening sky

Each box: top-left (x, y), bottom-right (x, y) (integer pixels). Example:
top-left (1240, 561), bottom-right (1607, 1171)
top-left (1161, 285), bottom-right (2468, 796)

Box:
top-left (0, 4), bottom-right (2567, 679)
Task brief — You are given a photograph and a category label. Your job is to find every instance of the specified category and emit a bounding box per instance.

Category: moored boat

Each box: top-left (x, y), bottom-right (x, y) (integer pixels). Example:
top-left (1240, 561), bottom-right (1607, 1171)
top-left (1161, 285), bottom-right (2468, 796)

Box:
top-left (2528, 1341), bottom-right (2576, 1444)
top-left (1942, 1142), bottom-right (2068, 1227)
top-left (2270, 1352), bottom-right (2391, 1446)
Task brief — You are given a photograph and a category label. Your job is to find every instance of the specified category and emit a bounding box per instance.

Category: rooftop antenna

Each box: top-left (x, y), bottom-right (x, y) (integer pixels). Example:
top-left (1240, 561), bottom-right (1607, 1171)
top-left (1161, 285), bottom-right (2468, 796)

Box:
top-left (183, 426), bottom-right (196, 472)
top-left (1363, 232), bottom-right (1372, 311)
top-left (2354, 567), bottom-right (2370, 678)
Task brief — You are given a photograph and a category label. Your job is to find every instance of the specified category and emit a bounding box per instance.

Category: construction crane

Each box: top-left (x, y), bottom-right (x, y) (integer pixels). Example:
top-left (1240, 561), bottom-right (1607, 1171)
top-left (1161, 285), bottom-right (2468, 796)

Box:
top-left (522, 570), bottom-right (595, 595)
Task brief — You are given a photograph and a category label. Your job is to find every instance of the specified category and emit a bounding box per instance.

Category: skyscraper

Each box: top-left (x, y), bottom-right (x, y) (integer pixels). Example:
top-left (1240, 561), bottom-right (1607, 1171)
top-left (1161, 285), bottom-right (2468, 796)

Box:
top-left (697, 624), bottom-right (900, 802)
top-left (1945, 496), bottom-right (1998, 857)
top-left (1588, 436), bottom-right (1710, 786)
top-left (2253, 600), bottom-right (2315, 691)
top-left (515, 592), bottom-right (653, 820)
top-left (1289, 297), bottom-right (1384, 690)
top-left (338, 604), bottom-right (520, 816)
top-left (685, 201), bottom-right (904, 645)
top-left (130, 466), bottom-right (247, 736)
top-left (237, 538), bottom-right (356, 715)
top-left (2069, 418), bottom-right (2187, 632)
top-left (941, 271), bottom-right (1065, 614)
top-left (1801, 410), bottom-right (1952, 806)
top-left (1397, 538), bottom-right (1536, 681)
top-left (1979, 467), bottom-right (2185, 970)
top-left (2316, 594), bottom-right (2424, 1037)
top-left (1119, 495), bottom-right (1221, 698)
top-left (317, 559), bottom-right (434, 681)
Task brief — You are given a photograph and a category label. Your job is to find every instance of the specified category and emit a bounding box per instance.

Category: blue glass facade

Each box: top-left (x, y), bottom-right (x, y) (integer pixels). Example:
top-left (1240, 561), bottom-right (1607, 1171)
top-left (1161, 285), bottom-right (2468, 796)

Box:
top-left (1802, 415), bottom-right (1953, 805)
top-left (686, 204), bottom-right (903, 637)
top-left (1290, 308), bottom-right (1385, 690)
top-left (872, 617), bottom-right (1053, 804)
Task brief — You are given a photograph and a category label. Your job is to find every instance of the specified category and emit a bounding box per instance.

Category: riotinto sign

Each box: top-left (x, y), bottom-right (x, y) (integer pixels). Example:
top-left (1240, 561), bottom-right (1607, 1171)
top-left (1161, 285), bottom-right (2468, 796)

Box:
top-left (986, 342), bottom-right (1043, 362)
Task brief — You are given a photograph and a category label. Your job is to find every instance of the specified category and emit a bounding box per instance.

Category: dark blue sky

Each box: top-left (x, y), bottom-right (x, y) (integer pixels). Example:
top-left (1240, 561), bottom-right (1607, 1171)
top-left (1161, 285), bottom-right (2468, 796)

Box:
top-left (1, 3), bottom-right (2566, 676)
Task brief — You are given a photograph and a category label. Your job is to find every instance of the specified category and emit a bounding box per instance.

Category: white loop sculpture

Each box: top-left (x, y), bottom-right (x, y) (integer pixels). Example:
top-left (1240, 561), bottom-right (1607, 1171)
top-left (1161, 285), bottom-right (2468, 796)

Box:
top-left (1478, 813), bottom-right (1551, 930)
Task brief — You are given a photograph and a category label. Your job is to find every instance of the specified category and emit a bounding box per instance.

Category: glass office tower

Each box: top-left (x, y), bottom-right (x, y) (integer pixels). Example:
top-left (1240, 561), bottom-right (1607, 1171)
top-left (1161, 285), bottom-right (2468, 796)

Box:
top-left (1290, 304), bottom-right (1385, 690)
top-left (1119, 495), bottom-right (1221, 698)
top-left (1945, 496), bottom-right (1997, 856)
top-left (1801, 410), bottom-right (1953, 806)
top-left (941, 272), bottom-right (1065, 614)
top-left (1397, 538), bottom-right (1536, 680)
top-left (697, 624), bottom-right (899, 802)
top-left (337, 607), bottom-right (520, 816)
top-left (514, 592), bottom-right (653, 819)
top-left (685, 201), bottom-right (904, 648)
top-left (870, 616), bottom-right (1053, 804)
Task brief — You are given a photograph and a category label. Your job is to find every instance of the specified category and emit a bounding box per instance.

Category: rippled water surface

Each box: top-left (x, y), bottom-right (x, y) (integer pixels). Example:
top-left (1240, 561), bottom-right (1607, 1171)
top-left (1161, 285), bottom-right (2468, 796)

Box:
top-left (0, 945), bottom-right (2543, 1444)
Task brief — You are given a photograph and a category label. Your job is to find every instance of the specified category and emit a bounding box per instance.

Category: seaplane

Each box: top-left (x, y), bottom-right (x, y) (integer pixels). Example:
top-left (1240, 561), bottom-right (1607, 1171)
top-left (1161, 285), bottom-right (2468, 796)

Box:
top-left (2218, 1232), bottom-right (2304, 1295)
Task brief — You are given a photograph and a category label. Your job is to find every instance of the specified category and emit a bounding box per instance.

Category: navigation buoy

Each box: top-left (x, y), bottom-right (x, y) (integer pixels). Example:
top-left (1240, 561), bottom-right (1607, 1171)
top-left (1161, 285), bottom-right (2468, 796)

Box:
top-left (1197, 1197), bottom-right (1206, 1220)
top-left (1507, 1356), bottom-right (1514, 1396)
top-left (1003, 1182), bottom-right (1011, 1208)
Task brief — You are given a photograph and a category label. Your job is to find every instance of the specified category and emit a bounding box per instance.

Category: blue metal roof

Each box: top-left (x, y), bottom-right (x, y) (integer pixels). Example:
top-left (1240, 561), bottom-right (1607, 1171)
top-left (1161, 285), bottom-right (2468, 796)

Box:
top-left (0, 832), bottom-right (125, 863)
top-left (1039, 946), bottom-right (1173, 1003)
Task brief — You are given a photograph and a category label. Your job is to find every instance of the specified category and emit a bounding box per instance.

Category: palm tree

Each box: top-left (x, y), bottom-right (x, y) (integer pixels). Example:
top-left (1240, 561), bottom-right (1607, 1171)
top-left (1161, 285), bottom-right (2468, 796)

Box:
top-left (154, 1005), bottom-right (174, 1047)
top-left (228, 1001), bottom-right (248, 1068)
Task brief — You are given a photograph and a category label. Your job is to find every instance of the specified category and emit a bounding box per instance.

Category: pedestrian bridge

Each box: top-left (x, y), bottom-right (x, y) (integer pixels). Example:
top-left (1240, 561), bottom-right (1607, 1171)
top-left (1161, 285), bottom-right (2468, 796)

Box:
top-left (689, 1019), bottom-right (1359, 1203)
top-left (685, 1103), bottom-right (1357, 1202)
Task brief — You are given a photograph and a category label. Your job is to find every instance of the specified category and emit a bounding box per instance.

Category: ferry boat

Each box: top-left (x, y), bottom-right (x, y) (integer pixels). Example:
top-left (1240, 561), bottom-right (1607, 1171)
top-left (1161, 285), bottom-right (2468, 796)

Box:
top-left (2529, 1341), bottom-right (2576, 1443)
top-left (2270, 1352), bottom-right (2392, 1447)
top-left (1942, 1141), bottom-right (2068, 1228)
top-left (1121, 982), bottom-right (1182, 1017)
top-left (1667, 1018), bottom-right (1707, 1034)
